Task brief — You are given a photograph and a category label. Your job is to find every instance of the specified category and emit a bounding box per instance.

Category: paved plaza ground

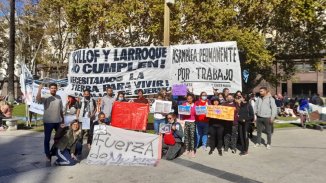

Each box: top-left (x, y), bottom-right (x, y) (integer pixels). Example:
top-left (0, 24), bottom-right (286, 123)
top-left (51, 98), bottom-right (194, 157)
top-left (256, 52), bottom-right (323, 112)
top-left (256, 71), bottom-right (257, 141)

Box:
top-left (0, 127), bottom-right (325, 183)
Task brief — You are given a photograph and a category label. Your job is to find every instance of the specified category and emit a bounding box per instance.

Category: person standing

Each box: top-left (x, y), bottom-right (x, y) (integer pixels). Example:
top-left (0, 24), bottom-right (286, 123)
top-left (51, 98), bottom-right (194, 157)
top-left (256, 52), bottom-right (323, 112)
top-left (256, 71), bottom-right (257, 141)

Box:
top-left (101, 87), bottom-right (115, 124)
top-left (36, 83), bottom-right (64, 161)
top-left (255, 87), bottom-right (277, 149)
top-left (76, 89), bottom-right (97, 137)
top-left (133, 89), bottom-right (149, 104)
top-left (116, 91), bottom-right (128, 102)
top-left (222, 94), bottom-right (238, 154)
top-left (238, 95), bottom-right (254, 156)
top-left (208, 98), bottom-right (224, 156)
top-left (195, 91), bottom-right (210, 150)
top-left (181, 93), bottom-right (196, 158)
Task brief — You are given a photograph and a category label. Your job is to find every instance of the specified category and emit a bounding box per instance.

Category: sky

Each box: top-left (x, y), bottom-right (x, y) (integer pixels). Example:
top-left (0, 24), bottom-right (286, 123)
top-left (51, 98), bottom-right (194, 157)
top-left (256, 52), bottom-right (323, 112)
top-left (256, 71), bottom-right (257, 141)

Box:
top-left (0, 0), bottom-right (31, 16)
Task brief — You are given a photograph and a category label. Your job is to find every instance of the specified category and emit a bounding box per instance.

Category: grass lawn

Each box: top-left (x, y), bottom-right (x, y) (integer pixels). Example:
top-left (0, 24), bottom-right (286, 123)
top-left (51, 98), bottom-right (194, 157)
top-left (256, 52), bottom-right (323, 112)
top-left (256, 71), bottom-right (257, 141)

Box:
top-left (11, 104), bottom-right (323, 132)
top-left (12, 104), bottom-right (155, 132)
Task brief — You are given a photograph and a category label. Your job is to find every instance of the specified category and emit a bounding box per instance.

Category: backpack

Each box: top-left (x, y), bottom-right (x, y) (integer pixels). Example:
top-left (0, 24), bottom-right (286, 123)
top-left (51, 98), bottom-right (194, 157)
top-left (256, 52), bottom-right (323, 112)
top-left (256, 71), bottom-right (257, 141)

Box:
top-left (164, 132), bottom-right (176, 145)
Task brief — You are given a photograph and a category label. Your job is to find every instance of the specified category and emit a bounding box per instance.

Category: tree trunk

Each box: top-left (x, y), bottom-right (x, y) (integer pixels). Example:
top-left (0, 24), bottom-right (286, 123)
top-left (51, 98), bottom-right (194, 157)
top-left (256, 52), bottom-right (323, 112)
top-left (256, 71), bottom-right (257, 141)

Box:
top-left (8, 0), bottom-right (15, 96)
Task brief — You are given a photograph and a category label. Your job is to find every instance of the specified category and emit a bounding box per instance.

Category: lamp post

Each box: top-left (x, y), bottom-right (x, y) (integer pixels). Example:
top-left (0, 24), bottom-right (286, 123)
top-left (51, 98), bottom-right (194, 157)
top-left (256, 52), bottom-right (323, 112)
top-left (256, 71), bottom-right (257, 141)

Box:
top-left (8, 0), bottom-right (15, 97)
top-left (163, 0), bottom-right (174, 46)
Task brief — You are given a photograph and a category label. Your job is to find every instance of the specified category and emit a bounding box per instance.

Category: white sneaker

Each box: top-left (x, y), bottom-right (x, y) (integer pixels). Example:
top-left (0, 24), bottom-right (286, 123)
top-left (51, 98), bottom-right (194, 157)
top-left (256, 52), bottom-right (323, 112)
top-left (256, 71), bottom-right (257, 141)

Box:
top-left (266, 145), bottom-right (271, 150)
top-left (253, 144), bottom-right (260, 148)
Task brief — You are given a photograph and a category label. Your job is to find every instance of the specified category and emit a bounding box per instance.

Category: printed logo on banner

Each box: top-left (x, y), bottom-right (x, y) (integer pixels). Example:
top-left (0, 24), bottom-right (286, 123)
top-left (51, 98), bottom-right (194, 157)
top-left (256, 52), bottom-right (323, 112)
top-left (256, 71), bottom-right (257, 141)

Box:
top-left (195, 106), bottom-right (207, 115)
top-left (170, 42), bottom-right (242, 95)
top-left (178, 105), bottom-right (191, 115)
top-left (86, 126), bottom-right (160, 166)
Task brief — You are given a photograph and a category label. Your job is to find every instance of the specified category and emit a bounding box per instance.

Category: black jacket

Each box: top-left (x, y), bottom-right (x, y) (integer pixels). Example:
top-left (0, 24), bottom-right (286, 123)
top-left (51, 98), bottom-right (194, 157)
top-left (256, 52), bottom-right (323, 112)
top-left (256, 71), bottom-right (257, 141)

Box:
top-left (238, 103), bottom-right (254, 122)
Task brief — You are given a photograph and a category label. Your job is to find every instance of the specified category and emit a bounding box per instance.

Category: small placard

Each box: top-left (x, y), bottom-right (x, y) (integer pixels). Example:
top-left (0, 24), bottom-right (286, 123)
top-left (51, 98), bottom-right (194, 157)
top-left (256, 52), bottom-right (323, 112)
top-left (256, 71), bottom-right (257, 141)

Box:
top-left (79, 117), bottom-right (91, 129)
top-left (172, 84), bottom-right (187, 96)
top-left (178, 105), bottom-right (191, 115)
top-left (94, 124), bottom-right (107, 135)
top-left (159, 123), bottom-right (171, 134)
top-left (195, 106), bottom-right (207, 115)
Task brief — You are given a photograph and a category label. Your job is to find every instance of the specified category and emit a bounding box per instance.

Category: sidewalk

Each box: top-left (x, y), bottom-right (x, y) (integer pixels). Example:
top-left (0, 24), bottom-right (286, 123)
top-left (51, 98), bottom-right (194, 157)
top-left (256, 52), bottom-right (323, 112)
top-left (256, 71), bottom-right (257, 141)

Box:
top-left (0, 128), bottom-right (325, 183)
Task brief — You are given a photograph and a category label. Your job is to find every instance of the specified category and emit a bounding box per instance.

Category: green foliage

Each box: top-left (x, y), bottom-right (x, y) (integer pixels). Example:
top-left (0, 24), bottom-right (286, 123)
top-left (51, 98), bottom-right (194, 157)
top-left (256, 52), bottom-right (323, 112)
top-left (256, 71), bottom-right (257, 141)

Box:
top-left (6, 0), bottom-right (324, 91)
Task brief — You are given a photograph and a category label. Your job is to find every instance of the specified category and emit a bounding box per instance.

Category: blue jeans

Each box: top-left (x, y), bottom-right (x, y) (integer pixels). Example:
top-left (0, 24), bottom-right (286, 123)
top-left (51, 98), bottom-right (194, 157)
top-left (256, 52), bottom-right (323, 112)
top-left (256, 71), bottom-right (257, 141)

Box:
top-left (196, 122), bottom-right (209, 148)
top-left (154, 119), bottom-right (166, 134)
top-left (75, 141), bottom-right (83, 156)
top-left (44, 123), bottom-right (60, 157)
top-left (56, 149), bottom-right (77, 166)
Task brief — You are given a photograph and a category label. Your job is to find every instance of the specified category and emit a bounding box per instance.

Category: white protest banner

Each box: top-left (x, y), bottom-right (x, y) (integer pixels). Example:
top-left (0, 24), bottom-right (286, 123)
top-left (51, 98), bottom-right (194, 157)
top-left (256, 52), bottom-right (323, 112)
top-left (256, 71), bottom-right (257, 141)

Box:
top-left (66, 47), bottom-right (171, 97)
top-left (152, 100), bottom-right (172, 113)
top-left (86, 125), bottom-right (161, 166)
top-left (159, 123), bottom-right (171, 134)
top-left (170, 41), bottom-right (242, 95)
top-left (29, 82), bottom-right (68, 115)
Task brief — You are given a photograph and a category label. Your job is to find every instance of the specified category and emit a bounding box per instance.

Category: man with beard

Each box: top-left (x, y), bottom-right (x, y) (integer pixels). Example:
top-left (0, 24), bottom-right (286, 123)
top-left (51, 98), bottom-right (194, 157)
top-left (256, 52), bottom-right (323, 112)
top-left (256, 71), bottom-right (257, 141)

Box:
top-left (101, 87), bottom-right (115, 124)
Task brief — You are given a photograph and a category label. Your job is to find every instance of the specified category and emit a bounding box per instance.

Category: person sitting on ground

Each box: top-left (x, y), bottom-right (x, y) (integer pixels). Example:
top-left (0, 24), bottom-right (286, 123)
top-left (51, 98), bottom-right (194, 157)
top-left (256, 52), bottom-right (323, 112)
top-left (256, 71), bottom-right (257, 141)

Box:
top-left (284, 104), bottom-right (296, 117)
top-left (54, 120), bottom-right (82, 166)
top-left (87, 112), bottom-right (107, 149)
top-left (0, 102), bottom-right (13, 129)
top-left (162, 113), bottom-right (184, 160)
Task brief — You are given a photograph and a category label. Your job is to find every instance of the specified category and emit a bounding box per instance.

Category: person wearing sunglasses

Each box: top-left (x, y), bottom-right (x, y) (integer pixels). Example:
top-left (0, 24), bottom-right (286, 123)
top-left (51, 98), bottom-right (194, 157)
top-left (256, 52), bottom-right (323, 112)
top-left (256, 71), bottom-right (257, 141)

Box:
top-left (161, 113), bottom-right (184, 160)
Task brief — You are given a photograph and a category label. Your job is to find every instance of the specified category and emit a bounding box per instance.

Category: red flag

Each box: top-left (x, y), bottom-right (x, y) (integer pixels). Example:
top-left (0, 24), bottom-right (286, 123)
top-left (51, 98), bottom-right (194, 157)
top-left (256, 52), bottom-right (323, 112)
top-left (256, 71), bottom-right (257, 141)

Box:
top-left (111, 102), bottom-right (149, 131)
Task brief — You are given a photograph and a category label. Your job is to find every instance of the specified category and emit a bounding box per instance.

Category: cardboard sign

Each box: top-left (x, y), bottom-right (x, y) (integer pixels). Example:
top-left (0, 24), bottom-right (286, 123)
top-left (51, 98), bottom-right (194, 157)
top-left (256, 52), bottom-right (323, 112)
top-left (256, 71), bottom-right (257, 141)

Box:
top-left (172, 84), bottom-right (187, 96)
top-left (79, 117), bottom-right (91, 129)
top-left (111, 102), bottom-right (149, 131)
top-left (195, 106), bottom-right (207, 115)
top-left (206, 105), bottom-right (235, 121)
top-left (153, 100), bottom-right (172, 113)
top-left (178, 105), bottom-right (191, 115)
top-left (86, 126), bottom-right (161, 166)
top-left (159, 124), bottom-right (171, 134)
top-left (94, 124), bottom-right (107, 135)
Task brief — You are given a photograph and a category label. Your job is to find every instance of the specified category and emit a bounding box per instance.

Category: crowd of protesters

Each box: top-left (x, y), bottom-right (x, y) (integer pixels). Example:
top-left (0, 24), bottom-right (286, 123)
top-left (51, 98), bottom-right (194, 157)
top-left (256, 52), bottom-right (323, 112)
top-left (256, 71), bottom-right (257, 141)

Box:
top-left (22, 82), bottom-right (325, 165)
